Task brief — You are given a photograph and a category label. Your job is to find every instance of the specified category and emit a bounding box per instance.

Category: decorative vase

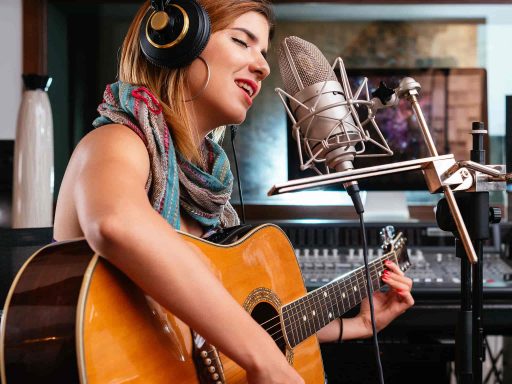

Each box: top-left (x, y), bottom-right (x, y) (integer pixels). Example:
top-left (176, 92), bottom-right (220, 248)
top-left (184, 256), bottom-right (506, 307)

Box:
top-left (12, 74), bottom-right (54, 228)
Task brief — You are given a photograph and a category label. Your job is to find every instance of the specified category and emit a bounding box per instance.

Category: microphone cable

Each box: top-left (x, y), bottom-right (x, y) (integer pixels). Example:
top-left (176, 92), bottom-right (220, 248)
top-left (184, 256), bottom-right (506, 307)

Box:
top-left (357, 209), bottom-right (385, 384)
top-left (229, 125), bottom-right (246, 224)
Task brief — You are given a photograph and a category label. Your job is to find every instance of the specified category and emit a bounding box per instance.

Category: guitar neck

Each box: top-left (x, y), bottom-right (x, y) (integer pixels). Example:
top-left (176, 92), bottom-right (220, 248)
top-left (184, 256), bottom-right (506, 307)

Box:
top-left (281, 243), bottom-right (402, 348)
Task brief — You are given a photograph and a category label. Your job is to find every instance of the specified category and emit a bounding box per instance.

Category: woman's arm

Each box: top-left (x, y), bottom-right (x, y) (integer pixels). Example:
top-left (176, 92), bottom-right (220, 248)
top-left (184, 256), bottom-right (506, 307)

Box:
top-left (317, 260), bottom-right (414, 342)
top-left (70, 125), bottom-right (304, 384)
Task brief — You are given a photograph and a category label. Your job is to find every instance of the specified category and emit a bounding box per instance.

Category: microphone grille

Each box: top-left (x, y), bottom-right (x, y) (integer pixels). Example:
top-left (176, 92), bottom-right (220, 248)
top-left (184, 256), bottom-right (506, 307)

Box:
top-left (278, 36), bottom-right (337, 96)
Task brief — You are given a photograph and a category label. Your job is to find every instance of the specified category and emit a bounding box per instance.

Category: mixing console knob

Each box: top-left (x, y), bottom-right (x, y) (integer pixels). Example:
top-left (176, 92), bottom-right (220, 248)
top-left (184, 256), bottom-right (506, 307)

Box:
top-left (349, 248), bottom-right (355, 258)
top-left (313, 248), bottom-right (320, 257)
top-left (358, 249), bottom-right (364, 259)
top-left (437, 253), bottom-right (443, 263)
top-left (304, 248), bottom-right (310, 257)
top-left (368, 249), bottom-right (374, 258)
top-left (332, 249), bottom-right (339, 257)
top-left (323, 249), bottom-right (329, 257)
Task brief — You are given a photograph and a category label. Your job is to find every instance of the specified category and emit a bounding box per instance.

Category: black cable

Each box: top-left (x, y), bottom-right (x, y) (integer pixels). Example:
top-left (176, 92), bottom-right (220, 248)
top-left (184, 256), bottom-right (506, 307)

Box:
top-left (229, 125), bottom-right (245, 224)
top-left (358, 212), bottom-right (385, 384)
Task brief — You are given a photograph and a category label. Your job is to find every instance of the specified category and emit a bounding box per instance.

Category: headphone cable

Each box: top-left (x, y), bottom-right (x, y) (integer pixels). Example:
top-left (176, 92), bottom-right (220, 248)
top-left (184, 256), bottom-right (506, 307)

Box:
top-left (230, 125), bottom-right (246, 224)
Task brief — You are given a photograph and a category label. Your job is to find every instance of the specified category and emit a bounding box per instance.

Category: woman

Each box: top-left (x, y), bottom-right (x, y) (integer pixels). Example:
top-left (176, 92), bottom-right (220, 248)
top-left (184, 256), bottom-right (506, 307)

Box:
top-left (53, 1), bottom-right (414, 383)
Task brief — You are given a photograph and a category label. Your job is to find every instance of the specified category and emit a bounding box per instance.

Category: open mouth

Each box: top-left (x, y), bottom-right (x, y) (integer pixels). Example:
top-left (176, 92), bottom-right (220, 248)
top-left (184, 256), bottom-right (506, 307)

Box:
top-left (235, 80), bottom-right (255, 97)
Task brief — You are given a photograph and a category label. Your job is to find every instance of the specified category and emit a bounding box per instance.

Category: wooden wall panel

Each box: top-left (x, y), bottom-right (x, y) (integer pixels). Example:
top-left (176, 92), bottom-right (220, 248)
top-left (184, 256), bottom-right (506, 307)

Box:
top-left (23, 0), bottom-right (47, 75)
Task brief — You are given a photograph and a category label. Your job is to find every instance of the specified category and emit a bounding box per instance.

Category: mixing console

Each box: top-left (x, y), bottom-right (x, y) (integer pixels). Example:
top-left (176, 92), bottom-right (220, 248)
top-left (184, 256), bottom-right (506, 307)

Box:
top-left (274, 221), bottom-right (512, 297)
top-left (295, 246), bottom-right (512, 291)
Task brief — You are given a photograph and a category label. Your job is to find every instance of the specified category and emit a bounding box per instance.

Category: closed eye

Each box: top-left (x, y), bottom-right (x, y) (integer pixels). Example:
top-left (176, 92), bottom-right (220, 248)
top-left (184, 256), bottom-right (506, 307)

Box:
top-left (232, 37), bottom-right (249, 48)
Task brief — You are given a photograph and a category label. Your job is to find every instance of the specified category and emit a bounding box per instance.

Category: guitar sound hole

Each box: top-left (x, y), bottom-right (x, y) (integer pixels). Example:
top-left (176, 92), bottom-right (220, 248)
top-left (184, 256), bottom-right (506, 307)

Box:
top-left (250, 302), bottom-right (286, 354)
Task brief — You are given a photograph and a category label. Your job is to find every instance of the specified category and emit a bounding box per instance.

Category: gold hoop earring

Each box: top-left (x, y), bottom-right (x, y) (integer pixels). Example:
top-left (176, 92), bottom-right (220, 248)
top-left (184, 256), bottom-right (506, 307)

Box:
top-left (184, 56), bottom-right (210, 102)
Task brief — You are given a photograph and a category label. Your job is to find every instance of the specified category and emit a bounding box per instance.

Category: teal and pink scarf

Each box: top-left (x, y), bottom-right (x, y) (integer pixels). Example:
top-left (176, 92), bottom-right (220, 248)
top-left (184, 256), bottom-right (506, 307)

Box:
top-left (93, 81), bottom-right (239, 230)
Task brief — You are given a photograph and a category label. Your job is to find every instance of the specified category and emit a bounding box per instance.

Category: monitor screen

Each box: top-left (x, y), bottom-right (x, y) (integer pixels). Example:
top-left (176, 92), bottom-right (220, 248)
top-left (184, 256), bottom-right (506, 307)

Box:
top-left (287, 68), bottom-right (487, 191)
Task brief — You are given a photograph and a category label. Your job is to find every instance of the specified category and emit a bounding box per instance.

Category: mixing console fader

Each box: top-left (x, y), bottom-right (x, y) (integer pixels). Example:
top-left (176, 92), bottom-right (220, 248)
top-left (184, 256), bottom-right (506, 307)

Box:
top-left (275, 221), bottom-right (512, 297)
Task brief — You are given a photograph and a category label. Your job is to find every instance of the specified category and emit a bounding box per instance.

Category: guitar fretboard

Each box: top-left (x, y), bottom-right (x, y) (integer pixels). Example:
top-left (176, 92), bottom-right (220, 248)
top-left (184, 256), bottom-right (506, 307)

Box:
top-left (281, 236), bottom-right (405, 348)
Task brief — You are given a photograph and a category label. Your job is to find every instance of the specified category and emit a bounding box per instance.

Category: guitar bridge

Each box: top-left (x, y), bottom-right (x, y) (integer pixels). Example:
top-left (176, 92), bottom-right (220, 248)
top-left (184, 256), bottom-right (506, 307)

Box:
top-left (193, 332), bottom-right (226, 384)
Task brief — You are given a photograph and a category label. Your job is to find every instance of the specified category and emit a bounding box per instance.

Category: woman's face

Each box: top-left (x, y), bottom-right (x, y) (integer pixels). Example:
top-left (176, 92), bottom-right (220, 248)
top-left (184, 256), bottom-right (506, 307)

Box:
top-left (186, 11), bottom-right (271, 133)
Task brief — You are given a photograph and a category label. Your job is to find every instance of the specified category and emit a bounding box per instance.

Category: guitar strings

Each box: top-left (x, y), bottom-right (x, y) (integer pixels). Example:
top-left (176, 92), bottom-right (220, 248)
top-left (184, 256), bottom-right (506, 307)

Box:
top-left (267, 265), bottom-right (383, 344)
top-left (262, 259), bottom-right (385, 340)
top-left (262, 257), bottom-right (394, 343)
top-left (281, 251), bottom-right (401, 341)
top-left (201, 248), bottom-right (404, 374)
top-left (264, 249), bottom-right (403, 344)
top-left (202, 253), bottom-right (403, 373)
top-left (264, 254), bottom-right (389, 333)
top-left (255, 246), bottom-right (402, 332)
top-left (266, 262), bottom-right (398, 348)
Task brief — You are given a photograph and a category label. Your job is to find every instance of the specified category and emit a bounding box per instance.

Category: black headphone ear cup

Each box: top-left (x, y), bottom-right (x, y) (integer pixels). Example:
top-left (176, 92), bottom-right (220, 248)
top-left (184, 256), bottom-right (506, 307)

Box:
top-left (139, 0), bottom-right (211, 68)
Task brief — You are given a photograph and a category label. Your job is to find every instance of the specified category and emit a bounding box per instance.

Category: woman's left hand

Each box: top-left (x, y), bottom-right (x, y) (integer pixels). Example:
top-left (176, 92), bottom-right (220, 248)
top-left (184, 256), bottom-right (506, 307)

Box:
top-left (356, 260), bottom-right (414, 337)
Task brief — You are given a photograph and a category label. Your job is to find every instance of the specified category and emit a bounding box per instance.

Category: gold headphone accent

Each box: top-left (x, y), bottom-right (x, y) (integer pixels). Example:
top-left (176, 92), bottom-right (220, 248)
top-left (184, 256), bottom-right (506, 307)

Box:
top-left (150, 11), bottom-right (169, 31)
top-left (146, 4), bottom-right (189, 49)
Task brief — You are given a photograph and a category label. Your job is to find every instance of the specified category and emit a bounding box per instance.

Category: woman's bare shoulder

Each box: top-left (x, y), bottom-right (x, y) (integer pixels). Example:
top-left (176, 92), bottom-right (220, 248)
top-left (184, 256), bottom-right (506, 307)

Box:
top-left (79, 123), bottom-right (146, 150)
top-left (73, 124), bottom-right (149, 168)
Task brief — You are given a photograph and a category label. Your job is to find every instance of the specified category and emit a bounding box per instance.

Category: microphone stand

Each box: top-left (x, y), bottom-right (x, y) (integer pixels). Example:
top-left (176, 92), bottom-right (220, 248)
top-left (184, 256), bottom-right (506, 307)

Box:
top-left (435, 123), bottom-right (502, 383)
top-left (270, 76), bottom-right (509, 383)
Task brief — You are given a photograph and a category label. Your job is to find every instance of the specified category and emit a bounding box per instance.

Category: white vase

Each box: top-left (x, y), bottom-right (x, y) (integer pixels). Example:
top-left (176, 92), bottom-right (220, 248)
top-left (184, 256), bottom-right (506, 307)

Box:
top-left (12, 75), bottom-right (54, 228)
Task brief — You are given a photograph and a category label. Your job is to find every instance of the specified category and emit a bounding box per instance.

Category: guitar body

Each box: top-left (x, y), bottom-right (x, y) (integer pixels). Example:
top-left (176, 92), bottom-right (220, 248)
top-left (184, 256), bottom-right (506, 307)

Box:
top-left (1, 224), bottom-right (325, 383)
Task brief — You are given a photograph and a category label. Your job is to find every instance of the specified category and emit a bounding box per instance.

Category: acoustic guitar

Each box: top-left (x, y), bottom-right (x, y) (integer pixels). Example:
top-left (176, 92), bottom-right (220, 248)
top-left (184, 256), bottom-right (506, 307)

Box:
top-left (0, 224), bottom-right (409, 383)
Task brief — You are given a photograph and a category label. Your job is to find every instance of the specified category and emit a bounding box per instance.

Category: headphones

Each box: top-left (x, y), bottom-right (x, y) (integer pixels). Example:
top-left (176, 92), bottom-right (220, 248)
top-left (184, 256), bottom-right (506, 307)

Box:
top-left (139, 0), bottom-right (211, 68)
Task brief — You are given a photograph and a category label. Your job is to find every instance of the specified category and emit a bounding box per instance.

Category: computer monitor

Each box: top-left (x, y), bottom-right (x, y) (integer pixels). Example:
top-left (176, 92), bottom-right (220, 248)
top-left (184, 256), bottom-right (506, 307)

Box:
top-left (287, 68), bottom-right (488, 192)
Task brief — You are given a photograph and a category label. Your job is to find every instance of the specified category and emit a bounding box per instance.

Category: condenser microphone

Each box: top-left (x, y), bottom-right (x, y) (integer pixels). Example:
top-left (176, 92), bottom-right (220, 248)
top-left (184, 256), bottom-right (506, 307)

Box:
top-left (278, 36), bottom-right (364, 213)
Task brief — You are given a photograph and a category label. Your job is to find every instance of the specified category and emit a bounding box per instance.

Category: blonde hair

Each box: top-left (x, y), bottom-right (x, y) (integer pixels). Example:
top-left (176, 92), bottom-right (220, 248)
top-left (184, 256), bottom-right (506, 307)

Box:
top-left (118, 0), bottom-right (274, 164)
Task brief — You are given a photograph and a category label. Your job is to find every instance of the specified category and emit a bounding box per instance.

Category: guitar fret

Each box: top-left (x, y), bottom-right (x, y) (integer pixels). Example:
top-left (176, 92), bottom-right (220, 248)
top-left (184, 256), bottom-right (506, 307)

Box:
top-left (321, 287), bottom-right (331, 327)
top-left (296, 298), bottom-right (306, 344)
top-left (335, 281), bottom-right (345, 315)
top-left (283, 309), bottom-right (295, 347)
top-left (288, 303), bottom-right (299, 347)
top-left (312, 290), bottom-right (324, 331)
top-left (301, 296), bottom-right (313, 338)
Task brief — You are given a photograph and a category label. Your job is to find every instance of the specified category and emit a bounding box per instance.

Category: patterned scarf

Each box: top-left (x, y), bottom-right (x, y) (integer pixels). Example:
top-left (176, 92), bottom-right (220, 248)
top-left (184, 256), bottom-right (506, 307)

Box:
top-left (93, 81), bottom-right (239, 231)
